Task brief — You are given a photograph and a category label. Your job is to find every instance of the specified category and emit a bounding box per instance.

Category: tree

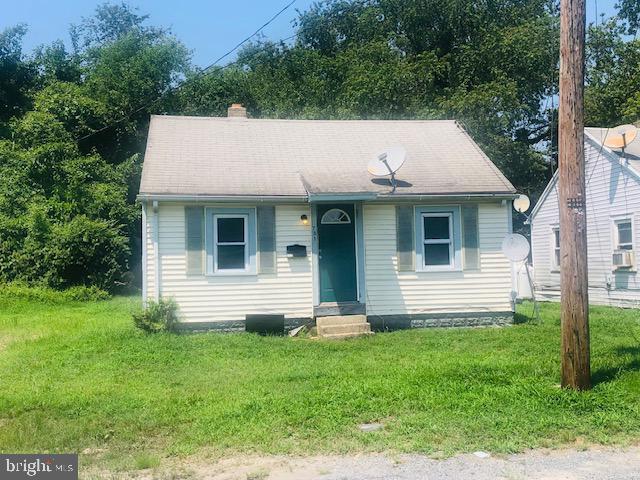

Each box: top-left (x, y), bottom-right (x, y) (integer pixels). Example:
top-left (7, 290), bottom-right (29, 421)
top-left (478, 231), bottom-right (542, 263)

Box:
top-left (585, 17), bottom-right (640, 126)
top-left (617, 0), bottom-right (640, 35)
top-left (0, 3), bottom-right (187, 292)
top-left (0, 25), bottom-right (37, 123)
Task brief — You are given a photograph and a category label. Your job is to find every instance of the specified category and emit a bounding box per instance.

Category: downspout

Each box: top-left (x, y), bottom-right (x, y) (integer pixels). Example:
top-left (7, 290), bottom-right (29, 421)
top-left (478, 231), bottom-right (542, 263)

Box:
top-left (153, 200), bottom-right (160, 301)
top-left (141, 202), bottom-right (148, 307)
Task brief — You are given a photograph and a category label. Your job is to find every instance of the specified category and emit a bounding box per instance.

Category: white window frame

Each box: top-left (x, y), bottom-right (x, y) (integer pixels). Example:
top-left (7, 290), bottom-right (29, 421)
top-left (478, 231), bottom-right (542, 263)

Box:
top-left (613, 218), bottom-right (634, 252)
top-left (551, 226), bottom-right (560, 272)
top-left (421, 212), bottom-right (455, 271)
top-left (213, 213), bottom-right (249, 274)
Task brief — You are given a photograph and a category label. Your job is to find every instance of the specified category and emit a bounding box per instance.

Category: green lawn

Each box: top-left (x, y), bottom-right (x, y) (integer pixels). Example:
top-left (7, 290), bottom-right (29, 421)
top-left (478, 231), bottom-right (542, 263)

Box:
top-left (1, 293), bottom-right (639, 471)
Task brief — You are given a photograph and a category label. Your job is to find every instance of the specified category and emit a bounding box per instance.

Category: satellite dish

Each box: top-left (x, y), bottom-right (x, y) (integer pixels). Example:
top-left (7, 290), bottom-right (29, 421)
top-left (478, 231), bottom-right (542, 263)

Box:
top-left (368, 146), bottom-right (407, 176)
top-left (513, 194), bottom-right (531, 214)
top-left (367, 146), bottom-right (406, 192)
top-left (501, 233), bottom-right (530, 262)
top-left (602, 124), bottom-right (638, 150)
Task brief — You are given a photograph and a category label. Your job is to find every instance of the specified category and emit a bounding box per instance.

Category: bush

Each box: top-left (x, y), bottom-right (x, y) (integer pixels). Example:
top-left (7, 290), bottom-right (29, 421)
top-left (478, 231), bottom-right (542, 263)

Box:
top-left (44, 215), bottom-right (130, 291)
top-left (133, 298), bottom-right (179, 333)
top-left (63, 285), bottom-right (110, 301)
top-left (0, 282), bottom-right (109, 303)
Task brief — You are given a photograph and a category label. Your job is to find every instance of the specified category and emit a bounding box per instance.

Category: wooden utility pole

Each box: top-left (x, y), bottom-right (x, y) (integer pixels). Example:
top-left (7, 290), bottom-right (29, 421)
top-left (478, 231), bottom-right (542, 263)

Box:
top-left (558, 0), bottom-right (591, 390)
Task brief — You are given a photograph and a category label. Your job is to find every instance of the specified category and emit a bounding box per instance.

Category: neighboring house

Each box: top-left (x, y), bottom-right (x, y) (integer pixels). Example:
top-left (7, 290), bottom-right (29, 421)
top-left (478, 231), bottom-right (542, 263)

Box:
top-left (529, 127), bottom-right (640, 308)
top-left (137, 105), bottom-right (518, 331)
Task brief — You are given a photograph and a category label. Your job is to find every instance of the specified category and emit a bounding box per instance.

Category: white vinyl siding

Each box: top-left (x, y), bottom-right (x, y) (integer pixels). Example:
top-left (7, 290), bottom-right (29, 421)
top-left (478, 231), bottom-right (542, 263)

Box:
top-left (146, 203), bottom-right (313, 323)
top-left (364, 202), bottom-right (513, 315)
top-left (144, 203), bottom-right (156, 302)
top-left (531, 137), bottom-right (640, 307)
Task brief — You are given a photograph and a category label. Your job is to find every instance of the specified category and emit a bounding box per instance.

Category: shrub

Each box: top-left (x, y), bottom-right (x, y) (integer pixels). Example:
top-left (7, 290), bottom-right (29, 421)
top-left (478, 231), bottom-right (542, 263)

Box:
top-left (0, 282), bottom-right (109, 303)
top-left (44, 215), bottom-right (130, 291)
top-left (133, 298), bottom-right (179, 333)
top-left (63, 285), bottom-right (110, 301)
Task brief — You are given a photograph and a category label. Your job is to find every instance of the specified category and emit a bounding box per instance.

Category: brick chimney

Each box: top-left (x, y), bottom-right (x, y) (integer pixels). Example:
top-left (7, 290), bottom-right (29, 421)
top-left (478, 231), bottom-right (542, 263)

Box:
top-left (227, 103), bottom-right (247, 118)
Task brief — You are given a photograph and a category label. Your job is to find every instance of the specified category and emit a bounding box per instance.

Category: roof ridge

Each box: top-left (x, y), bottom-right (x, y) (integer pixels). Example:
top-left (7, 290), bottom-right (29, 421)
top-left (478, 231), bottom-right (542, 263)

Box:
top-left (150, 114), bottom-right (458, 123)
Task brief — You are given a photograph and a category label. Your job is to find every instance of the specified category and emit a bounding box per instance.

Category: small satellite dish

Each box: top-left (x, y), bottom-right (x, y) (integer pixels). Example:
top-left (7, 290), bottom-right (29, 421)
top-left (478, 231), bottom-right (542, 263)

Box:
top-left (602, 124), bottom-right (638, 150)
top-left (501, 233), bottom-right (530, 262)
top-left (513, 194), bottom-right (531, 214)
top-left (368, 146), bottom-right (406, 192)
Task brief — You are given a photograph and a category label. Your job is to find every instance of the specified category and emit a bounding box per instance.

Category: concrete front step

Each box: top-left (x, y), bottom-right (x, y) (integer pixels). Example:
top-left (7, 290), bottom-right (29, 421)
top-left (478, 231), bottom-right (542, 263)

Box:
top-left (318, 322), bottom-right (372, 336)
top-left (316, 314), bottom-right (373, 339)
top-left (316, 314), bottom-right (367, 327)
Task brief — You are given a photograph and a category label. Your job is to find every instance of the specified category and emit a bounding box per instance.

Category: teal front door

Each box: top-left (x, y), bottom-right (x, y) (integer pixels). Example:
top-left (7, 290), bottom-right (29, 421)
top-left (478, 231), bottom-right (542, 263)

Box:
top-left (317, 204), bottom-right (358, 303)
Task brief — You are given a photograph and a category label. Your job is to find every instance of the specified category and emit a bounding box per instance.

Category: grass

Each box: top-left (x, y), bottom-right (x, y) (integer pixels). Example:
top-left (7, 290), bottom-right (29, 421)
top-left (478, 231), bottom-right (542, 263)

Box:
top-left (1, 293), bottom-right (640, 472)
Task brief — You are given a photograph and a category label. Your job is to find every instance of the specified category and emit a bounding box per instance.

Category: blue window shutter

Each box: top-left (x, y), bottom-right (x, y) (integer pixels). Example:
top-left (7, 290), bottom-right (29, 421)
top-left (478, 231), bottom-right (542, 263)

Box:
top-left (462, 205), bottom-right (480, 270)
top-left (257, 206), bottom-right (276, 274)
top-left (185, 206), bottom-right (204, 275)
top-left (396, 205), bottom-right (415, 271)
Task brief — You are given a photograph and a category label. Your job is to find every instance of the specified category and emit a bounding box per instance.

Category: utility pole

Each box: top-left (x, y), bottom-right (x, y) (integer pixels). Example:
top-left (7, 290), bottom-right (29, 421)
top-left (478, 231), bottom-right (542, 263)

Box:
top-left (558, 0), bottom-right (591, 390)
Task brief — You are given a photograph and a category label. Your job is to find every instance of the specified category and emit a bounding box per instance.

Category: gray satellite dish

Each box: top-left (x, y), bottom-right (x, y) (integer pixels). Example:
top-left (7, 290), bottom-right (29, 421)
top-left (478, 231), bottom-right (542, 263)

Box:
top-left (501, 233), bottom-right (530, 262)
top-left (513, 194), bottom-right (531, 214)
top-left (368, 146), bottom-right (407, 192)
top-left (502, 233), bottom-right (539, 322)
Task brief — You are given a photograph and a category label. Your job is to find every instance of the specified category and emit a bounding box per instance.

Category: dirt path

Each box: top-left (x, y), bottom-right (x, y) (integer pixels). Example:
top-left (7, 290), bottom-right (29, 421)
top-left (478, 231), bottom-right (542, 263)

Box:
top-left (124, 446), bottom-right (640, 480)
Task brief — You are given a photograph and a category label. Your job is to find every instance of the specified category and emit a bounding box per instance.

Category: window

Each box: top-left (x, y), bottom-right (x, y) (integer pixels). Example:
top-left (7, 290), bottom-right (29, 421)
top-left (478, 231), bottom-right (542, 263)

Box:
top-left (615, 219), bottom-right (633, 251)
top-left (552, 227), bottom-right (560, 271)
top-left (321, 208), bottom-right (351, 224)
top-left (214, 215), bottom-right (248, 271)
top-left (423, 213), bottom-right (453, 267)
top-left (206, 208), bottom-right (256, 275)
top-left (415, 206), bottom-right (462, 271)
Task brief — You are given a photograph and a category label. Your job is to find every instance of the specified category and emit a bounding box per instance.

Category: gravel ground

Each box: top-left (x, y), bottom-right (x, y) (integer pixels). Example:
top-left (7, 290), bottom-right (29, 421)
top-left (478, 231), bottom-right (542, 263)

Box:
top-left (129, 447), bottom-right (640, 480)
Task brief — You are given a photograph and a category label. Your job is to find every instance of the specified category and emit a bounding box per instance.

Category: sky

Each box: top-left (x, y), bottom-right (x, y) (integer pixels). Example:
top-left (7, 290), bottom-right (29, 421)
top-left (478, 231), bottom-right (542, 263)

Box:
top-left (4, 0), bottom-right (621, 68)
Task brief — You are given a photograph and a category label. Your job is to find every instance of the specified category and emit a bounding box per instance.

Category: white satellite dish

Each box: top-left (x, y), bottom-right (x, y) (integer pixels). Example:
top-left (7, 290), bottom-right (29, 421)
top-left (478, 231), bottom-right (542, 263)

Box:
top-left (367, 146), bottom-right (407, 192)
top-left (602, 124), bottom-right (638, 150)
top-left (501, 233), bottom-right (530, 262)
top-left (513, 194), bottom-right (531, 214)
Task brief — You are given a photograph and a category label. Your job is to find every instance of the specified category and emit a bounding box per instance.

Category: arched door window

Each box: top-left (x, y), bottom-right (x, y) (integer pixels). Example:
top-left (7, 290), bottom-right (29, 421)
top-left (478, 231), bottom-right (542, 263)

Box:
top-left (320, 208), bottom-right (351, 224)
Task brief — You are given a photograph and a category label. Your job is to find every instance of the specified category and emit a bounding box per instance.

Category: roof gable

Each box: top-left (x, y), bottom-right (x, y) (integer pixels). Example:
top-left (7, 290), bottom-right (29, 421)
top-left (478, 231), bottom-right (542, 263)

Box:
top-left (529, 129), bottom-right (640, 221)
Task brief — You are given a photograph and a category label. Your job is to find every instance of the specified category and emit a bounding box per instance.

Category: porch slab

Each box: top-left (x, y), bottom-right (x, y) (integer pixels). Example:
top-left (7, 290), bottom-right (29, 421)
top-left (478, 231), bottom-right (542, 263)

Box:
top-left (314, 302), bottom-right (366, 317)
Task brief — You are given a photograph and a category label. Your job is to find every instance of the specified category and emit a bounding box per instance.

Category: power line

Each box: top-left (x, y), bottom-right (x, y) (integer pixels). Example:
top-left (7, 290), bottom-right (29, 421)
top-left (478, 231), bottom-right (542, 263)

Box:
top-left (76, 0), bottom-right (297, 143)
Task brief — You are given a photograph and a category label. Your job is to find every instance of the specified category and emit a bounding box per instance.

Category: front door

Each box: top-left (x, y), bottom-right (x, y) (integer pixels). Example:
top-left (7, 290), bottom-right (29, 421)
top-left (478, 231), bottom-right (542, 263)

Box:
top-left (317, 204), bottom-right (358, 303)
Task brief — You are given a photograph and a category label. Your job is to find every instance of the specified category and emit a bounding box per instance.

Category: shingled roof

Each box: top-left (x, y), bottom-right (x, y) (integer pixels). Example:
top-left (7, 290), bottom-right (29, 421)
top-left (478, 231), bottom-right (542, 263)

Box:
top-left (138, 115), bottom-right (516, 199)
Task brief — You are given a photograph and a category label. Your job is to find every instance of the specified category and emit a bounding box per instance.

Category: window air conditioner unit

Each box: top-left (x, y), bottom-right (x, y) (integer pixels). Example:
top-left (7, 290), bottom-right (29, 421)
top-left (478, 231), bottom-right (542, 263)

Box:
top-left (613, 250), bottom-right (635, 269)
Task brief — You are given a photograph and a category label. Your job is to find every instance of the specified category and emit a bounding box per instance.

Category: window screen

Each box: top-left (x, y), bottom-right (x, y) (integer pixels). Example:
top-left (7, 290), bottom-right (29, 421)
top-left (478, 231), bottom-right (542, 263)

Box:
top-left (422, 214), bottom-right (453, 267)
top-left (616, 221), bottom-right (633, 251)
top-left (215, 215), bottom-right (247, 271)
top-left (552, 228), bottom-right (560, 269)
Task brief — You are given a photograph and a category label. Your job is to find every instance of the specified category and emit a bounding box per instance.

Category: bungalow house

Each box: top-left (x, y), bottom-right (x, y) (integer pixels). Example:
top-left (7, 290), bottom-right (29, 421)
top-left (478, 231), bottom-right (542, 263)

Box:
top-left (138, 105), bottom-right (518, 332)
top-left (529, 127), bottom-right (640, 308)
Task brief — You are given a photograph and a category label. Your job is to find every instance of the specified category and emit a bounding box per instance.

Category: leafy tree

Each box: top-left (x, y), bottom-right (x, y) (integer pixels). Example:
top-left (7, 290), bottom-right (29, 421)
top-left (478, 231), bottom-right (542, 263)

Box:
top-left (0, 3), bottom-right (186, 291)
top-left (71, 3), bottom-right (190, 161)
top-left (617, 0), bottom-right (640, 34)
top-left (0, 25), bottom-right (37, 123)
top-left (585, 17), bottom-right (640, 126)
top-left (32, 40), bottom-right (81, 85)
